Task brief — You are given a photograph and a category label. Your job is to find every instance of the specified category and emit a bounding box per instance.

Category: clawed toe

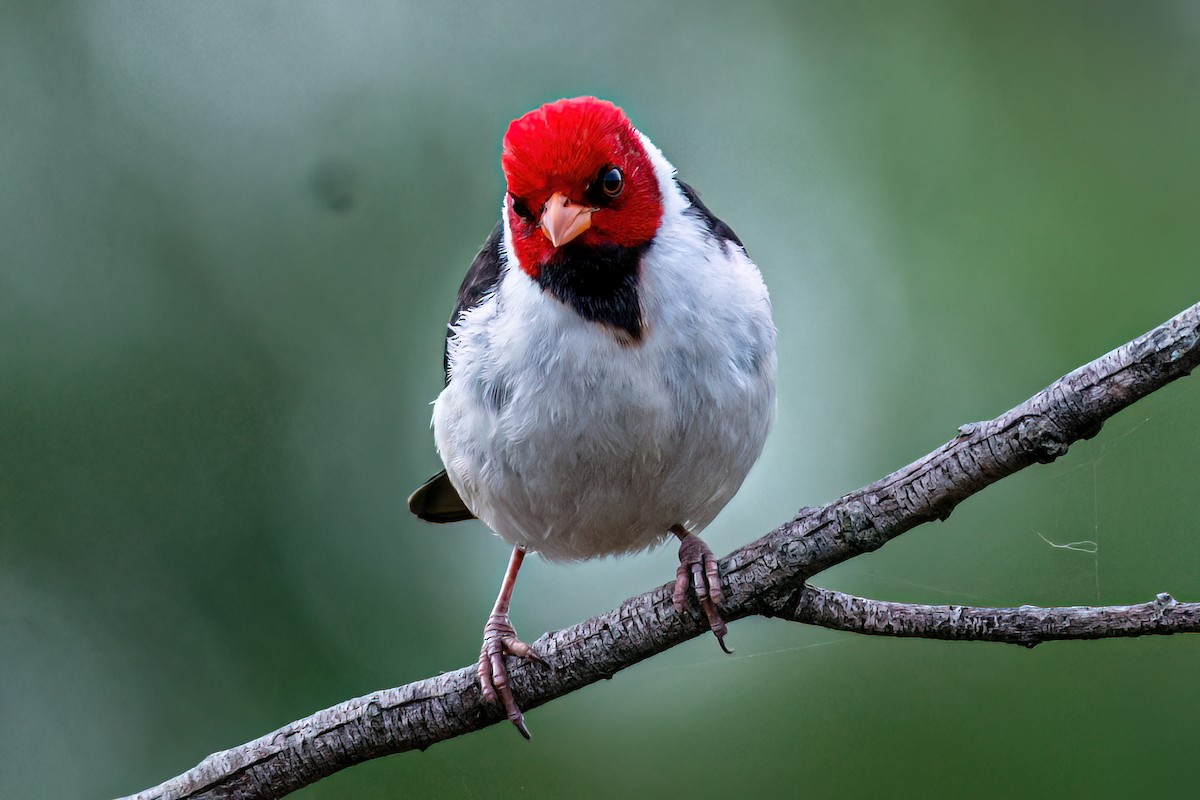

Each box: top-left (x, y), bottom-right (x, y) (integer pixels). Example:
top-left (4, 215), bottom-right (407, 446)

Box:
top-left (672, 528), bottom-right (731, 653)
top-left (479, 613), bottom-right (542, 738)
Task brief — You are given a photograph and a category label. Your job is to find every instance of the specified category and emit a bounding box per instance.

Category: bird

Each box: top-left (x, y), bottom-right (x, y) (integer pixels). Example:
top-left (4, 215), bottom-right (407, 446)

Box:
top-left (408, 96), bottom-right (776, 738)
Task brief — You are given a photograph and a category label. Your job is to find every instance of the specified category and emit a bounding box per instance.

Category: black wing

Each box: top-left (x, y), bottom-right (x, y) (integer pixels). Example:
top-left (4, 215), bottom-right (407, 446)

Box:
top-left (443, 220), bottom-right (505, 383)
top-left (677, 180), bottom-right (745, 252)
top-left (411, 222), bottom-right (505, 524)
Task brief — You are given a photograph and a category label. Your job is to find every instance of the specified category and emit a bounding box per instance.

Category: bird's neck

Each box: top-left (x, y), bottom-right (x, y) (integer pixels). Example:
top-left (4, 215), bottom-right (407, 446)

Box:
top-left (534, 243), bottom-right (646, 344)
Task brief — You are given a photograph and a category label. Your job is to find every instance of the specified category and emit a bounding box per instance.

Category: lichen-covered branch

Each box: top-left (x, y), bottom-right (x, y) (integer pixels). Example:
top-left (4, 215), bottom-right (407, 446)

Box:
top-left (120, 300), bottom-right (1200, 800)
top-left (789, 586), bottom-right (1200, 647)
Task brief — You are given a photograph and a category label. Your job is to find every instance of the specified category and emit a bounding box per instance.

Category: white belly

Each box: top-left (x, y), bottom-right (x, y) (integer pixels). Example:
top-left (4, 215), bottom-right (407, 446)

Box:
top-left (432, 214), bottom-right (776, 561)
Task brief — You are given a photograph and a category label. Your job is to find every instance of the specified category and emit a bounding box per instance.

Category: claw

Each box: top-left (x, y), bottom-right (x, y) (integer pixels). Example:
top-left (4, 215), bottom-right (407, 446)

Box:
top-left (505, 638), bottom-right (547, 665)
top-left (673, 528), bottom-right (732, 652)
top-left (512, 715), bottom-right (532, 740)
top-left (479, 612), bottom-right (542, 738)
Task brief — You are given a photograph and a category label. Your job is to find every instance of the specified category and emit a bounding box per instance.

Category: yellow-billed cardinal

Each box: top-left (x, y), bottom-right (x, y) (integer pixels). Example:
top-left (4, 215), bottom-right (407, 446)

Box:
top-left (409, 97), bottom-right (776, 737)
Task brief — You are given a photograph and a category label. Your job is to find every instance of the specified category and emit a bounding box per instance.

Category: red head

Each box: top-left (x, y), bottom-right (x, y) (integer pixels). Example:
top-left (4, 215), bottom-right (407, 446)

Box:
top-left (501, 97), bottom-right (664, 278)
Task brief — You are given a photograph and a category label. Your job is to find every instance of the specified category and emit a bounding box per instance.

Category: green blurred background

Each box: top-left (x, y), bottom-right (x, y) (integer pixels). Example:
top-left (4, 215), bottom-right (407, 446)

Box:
top-left (3, 1), bottom-right (1199, 798)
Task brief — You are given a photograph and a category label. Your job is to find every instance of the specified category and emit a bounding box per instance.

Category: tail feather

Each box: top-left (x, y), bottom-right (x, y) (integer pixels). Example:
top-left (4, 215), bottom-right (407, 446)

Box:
top-left (407, 470), bottom-right (476, 523)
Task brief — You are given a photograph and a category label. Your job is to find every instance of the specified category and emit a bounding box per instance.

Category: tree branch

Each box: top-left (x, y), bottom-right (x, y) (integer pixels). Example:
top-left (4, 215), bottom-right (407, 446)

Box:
top-left (121, 300), bottom-right (1200, 800)
top-left (790, 586), bottom-right (1200, 647)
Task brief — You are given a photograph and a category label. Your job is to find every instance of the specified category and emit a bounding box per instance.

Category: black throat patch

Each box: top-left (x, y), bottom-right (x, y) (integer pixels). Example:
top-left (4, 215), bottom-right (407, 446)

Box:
top-left (536, 243), bottom-right (646, 343)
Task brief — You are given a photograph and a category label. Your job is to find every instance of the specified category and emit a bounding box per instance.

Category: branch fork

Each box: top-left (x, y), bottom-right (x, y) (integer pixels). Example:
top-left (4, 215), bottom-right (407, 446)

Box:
top-left (123, 300), bottom-right (1200, 800)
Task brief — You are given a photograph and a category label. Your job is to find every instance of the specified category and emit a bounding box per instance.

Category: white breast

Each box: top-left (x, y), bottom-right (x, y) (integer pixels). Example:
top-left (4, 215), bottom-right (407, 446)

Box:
top-left (433, 148), bottom-right (776, 561)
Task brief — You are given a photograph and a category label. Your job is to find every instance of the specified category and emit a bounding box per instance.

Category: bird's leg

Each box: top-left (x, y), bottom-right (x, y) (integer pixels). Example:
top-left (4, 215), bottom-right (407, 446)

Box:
top-left (479, 545), bottom-right (544, 739)
top-left (671, 524), bottom-right (731, 653)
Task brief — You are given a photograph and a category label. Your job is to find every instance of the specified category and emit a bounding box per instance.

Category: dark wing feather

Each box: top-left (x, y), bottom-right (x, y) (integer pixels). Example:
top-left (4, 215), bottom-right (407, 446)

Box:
top-left (411, 222), bottom-right (505, 523)
top-left (676, 180), bottom-right (745, 252)
top-left (443, 220), bottom-right (505, 383)
top-left (407, 470), bottom-right (475, 523)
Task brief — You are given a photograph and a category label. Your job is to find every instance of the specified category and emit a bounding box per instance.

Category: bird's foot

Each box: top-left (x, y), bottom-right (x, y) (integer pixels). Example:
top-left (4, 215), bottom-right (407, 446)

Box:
top-left (479, 613), bottom-right (544, 739)
top-left (672, 531), bottom-right (731, 653)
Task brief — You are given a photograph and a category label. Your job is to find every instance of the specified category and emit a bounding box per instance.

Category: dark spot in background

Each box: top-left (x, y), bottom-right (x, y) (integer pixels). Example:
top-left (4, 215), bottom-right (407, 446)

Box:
top-left (310, 157), bottom-right (358, 213)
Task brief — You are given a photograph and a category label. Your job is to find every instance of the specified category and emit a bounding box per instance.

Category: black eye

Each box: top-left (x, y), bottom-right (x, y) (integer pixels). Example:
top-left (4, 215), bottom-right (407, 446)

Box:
top-left (510, 195), bottom-right (534, 222)
top-left (600, 166), bottom-right (624, 198)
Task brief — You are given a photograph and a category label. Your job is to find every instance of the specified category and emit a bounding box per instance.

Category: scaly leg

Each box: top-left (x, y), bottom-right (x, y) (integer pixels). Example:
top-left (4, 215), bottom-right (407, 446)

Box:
top-left (478, 546), bottom-right (544, 738)
top-left (671, 524), bottom-right (731, 653)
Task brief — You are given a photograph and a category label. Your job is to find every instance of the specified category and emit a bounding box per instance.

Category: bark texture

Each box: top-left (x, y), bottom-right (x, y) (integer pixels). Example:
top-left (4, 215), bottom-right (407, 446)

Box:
top-left (791, 587), bottom-right (1200, 647)
top-left (121, 300), bottom-right (1200, 800)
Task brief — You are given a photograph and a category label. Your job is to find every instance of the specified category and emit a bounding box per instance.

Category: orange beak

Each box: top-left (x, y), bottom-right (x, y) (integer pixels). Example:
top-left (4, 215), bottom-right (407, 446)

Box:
top-left (538, 192), bottom-right (594, 248)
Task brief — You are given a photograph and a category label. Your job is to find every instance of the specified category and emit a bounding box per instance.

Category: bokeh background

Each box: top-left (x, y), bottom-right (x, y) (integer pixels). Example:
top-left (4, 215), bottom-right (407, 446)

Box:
top-left (4, 2), bottom-right (1199, 798)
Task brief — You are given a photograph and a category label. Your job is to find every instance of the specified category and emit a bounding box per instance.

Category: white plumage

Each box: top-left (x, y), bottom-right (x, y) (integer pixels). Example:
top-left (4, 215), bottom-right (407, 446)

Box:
top-left (433, 134), bottom-right (776, 561)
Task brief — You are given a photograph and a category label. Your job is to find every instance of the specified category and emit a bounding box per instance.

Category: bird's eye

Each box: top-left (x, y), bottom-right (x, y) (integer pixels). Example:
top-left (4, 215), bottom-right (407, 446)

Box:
top-left (510, 196), bottom-right (535, 222)
top-left (600, 166), bottom-right (624, 198)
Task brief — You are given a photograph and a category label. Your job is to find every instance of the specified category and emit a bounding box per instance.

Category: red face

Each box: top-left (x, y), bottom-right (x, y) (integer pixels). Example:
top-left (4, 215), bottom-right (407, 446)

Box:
top-left (501, 97), bottom-right (664, 279)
